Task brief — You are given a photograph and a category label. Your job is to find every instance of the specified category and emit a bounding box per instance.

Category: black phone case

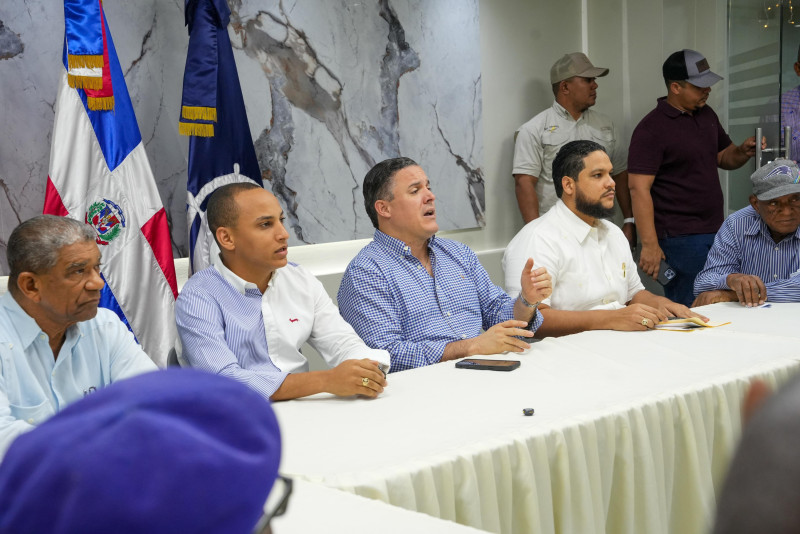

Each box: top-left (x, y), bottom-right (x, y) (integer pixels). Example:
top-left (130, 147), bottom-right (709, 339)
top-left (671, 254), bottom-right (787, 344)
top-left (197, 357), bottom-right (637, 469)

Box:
top-left (657, 261), bottom-right (677, 286)
top-left (455, 359), bottom-right (521, 371)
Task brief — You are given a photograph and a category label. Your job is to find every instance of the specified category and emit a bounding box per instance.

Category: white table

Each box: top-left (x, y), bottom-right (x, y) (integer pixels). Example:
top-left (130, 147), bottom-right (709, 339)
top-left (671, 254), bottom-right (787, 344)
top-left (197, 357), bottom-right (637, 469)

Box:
top-left (271, 479), bottom-right (489, 533)
top-left (273, 303), bottom-right (800, 534)
top-left (693, 301), bottom-right (800, 339)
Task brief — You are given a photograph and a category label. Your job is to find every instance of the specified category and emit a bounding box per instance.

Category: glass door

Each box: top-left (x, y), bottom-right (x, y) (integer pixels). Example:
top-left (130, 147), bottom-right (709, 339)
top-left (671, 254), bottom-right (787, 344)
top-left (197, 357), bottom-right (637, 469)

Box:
top-left (727, 0), bottom-right (800, 211)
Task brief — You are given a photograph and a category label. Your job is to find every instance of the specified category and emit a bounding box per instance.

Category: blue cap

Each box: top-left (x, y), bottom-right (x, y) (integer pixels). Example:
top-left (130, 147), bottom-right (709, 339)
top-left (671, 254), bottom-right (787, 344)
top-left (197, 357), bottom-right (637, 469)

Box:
top-left (0, 369), bottom-right (281, 534)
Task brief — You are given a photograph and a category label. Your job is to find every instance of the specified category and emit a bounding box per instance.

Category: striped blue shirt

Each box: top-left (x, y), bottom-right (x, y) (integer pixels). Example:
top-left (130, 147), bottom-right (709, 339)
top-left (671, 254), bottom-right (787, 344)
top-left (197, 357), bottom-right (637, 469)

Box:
top-left (694, 205), bottom-right (800, 301)
top-left (338, 230), bottom-right (543, 372)
top-left (176, 257), bottom-right (390, 400)
top-left (176, 266), bottom-right (286, 399)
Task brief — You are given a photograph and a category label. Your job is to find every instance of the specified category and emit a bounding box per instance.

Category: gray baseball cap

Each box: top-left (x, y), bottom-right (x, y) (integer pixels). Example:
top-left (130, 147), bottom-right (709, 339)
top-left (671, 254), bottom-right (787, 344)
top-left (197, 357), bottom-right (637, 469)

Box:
top-left (751, 159), bottom-right (800, 200)
top-left (550, 53), bottom-right (609, 84)
top-left (662, 49), bottom-right (723, 88)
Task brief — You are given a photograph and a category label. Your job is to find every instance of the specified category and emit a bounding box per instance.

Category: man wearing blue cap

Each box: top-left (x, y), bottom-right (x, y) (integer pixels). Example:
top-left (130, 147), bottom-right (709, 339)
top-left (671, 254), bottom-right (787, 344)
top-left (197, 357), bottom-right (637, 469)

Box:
top-left (693, 159), bottom-right (800, 307)
top-left (0, 216), bottom-right (156, 458)
top-left (0, 369), bottom-right (284, 534)
top-left (629, 49), bottom-right (765, 306)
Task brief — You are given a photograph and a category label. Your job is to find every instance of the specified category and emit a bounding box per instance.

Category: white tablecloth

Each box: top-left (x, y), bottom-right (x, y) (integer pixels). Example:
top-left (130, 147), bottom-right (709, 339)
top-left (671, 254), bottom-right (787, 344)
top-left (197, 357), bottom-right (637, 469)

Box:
top-left (271, 479), bottom-right (489, 533)
top-left (273, 303), bottom-right (800, 534)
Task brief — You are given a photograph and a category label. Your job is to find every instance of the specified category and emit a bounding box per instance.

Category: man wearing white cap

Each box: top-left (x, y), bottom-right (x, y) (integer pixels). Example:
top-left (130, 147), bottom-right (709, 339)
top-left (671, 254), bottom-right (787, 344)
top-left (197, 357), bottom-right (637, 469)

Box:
top-left (512, 52), bottom-right (634, 248)
top-left (628, 49), bottom-right (765, 307)
top-left (693, 159), bottom-right (800, 307)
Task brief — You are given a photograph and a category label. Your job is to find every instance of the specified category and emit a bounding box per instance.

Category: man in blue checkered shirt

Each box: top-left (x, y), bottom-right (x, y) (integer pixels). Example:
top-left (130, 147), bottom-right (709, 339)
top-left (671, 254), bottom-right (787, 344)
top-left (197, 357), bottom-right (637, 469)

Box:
top-left (693, 159), bottom-right (800, 307)
top-left (338, 158), bottom-right (552, 372)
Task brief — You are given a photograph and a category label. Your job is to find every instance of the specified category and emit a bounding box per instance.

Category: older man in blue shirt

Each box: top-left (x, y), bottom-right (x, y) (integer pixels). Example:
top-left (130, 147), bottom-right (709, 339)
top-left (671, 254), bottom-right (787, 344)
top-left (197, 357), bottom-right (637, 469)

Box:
top-left (0, 216), bottom-right (156, 456)
top-left (338, 157), bottom-right (552, 372)
top-left (694, 159), bottom-right (800, 307)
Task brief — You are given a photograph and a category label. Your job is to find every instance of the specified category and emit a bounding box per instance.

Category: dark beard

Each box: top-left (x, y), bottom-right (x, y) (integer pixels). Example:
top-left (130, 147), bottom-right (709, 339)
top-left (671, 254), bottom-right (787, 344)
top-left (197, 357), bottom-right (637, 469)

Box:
top-left (575, 188), bottom-right (615, 219)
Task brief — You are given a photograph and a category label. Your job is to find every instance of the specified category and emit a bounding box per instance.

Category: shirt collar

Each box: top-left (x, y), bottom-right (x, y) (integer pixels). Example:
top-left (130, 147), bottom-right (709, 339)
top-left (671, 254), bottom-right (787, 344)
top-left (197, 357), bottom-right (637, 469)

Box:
top-left (373, 229), bottom-right (435, 257)
top-left (551, 100), bottom-right (579, 122)
top-left (553, 200), bottom-right (604, 243)
top-left (212, 254), bottom-right (278, 295)
top-left (0, 291), bottom-right (83, 349)
top-left (657, 96), bottom-right (692, 119)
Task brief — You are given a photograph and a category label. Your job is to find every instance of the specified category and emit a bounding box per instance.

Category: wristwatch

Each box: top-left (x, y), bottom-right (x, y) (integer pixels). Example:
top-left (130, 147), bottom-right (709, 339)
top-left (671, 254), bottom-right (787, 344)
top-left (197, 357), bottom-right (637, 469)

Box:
top-left (518, 292), bottom-right (540, 309)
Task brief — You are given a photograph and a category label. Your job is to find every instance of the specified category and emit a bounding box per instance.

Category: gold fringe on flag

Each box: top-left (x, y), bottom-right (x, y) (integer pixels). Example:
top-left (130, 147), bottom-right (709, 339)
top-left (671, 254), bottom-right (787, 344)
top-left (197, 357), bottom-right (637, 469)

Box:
top-left (87, 96), bottom-right (115, 111)
top-left (67, 54), bottom-right (104, 70)
top-left (179, 121), bottom-right (214, 137)
top-left (181, 106), bottom-right (217, 122)
top-left (67, 74), bottom-right (103, 90)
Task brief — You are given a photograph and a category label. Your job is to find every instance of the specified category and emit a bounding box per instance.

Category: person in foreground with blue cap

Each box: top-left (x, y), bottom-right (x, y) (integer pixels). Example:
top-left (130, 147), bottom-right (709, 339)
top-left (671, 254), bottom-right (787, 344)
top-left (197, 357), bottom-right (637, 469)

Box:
top-left (0, 368), bottom-right (285, 534)
top-left (0, 215), bottom-right (157, 458)
top-left (693, 159), bottom-right (800, 307)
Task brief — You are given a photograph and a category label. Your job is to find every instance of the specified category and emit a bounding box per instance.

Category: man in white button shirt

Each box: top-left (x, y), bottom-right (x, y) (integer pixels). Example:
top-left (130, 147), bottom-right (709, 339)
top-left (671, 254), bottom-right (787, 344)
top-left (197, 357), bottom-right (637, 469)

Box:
top-left (513, 53), bottom-right (635, 249)
top-left (0, 215), bottom-right (156, 457)
top-left (176, 182), bottom-right (390, 400)
top-left (503, 140), bottom-right (703, 336)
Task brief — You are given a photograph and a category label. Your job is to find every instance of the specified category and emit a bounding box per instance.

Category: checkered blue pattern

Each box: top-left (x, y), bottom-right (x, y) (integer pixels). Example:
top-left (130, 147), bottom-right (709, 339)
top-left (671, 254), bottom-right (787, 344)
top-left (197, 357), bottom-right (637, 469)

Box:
top-left (694, 206), bottom-right (800, 301)
top-left (176, 267), bottom-right (287, 399)
top-left (338, 231), bottom-right (543, 372)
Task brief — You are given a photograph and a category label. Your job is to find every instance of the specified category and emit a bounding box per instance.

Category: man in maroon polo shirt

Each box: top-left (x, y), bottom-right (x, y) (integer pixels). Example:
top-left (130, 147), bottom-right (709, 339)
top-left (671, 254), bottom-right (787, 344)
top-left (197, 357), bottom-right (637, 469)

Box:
top-left (628, 49), bottom-right (764, 306)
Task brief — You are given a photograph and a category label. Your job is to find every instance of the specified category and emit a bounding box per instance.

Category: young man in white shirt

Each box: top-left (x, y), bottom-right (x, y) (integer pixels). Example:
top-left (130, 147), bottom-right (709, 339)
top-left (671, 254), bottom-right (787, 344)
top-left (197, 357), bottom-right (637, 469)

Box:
top-left (176, 183), bottom-right (389, 400)
top-left (503, 140), bottom-right (704, 336)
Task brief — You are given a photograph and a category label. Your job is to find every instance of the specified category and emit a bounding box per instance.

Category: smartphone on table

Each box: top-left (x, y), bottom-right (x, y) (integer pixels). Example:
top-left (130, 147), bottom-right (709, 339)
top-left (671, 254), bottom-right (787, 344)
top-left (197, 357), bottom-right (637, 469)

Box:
top-left (455, 359), bottom-right (521, 371)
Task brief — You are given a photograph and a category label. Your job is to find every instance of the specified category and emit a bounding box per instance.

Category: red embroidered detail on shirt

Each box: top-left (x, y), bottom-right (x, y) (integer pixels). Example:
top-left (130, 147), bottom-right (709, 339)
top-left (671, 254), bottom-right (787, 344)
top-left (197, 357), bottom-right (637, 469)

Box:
top-left (289, 318), bottom-right (299, 323)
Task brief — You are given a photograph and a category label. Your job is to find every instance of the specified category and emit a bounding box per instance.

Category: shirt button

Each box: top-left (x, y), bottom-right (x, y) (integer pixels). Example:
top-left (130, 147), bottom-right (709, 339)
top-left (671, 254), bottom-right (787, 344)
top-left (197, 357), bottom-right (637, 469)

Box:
top-left (40, 334), bottom-right (46, 340)
top-left (27, 419), bottom-right (34, 424)
top-left (7, 343), bottom-right (11, 349)
top-left (775, 247), bottom-right (780, 251)
top-left (461, 335), bottom-right (466, 339)
top-left (774, 274), bottom-right (779, 278)
top-left (446, 312), bottom-right (451, 316)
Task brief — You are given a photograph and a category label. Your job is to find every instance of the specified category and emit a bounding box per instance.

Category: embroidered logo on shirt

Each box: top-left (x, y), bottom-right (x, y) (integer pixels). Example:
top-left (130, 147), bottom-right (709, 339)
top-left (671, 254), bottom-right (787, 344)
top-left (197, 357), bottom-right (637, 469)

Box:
top-left (83, 386), bottom-right (97, 397)
top-left (545, 125), bottom-right (559, 133)
top-left (289, 318), bottom-right (299, 323)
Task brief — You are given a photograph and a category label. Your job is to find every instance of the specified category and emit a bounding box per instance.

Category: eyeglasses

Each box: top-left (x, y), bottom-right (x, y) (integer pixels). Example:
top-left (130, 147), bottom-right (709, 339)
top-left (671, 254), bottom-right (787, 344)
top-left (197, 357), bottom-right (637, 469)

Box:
top-left (252, 475), bottom-right (293, 534)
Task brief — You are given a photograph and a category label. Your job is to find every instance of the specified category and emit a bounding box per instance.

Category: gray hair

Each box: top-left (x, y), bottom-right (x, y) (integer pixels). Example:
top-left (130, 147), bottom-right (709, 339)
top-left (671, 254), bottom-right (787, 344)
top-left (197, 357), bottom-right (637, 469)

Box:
top-left (7, 215), bottom-right (97, 292)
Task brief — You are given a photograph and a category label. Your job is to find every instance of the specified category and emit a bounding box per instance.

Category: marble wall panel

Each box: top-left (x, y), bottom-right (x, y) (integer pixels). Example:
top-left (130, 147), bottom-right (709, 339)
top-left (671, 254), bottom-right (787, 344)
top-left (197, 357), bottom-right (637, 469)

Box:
top-left (0, 0), bottom-right (483, 275)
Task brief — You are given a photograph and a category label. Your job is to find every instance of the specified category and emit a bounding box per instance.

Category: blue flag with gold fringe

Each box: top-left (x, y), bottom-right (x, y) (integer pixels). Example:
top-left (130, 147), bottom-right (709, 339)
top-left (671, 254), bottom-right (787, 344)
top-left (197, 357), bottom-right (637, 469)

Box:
top-left (179, 0), bottom-right (262, 274)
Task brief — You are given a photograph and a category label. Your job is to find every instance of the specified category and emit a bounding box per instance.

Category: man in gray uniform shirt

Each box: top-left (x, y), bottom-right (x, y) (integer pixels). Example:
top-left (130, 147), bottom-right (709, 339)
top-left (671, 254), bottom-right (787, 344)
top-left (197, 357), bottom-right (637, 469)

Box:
top-left (513, 52), bottom-right (635, 248)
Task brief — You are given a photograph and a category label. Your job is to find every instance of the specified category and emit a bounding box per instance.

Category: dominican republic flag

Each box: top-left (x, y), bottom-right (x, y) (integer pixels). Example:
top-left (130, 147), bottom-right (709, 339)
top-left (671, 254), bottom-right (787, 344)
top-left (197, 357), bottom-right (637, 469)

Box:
top-left (44, 0), bottom-right (178, 367)
top-left (180, 0), bottom-right (262, 274)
